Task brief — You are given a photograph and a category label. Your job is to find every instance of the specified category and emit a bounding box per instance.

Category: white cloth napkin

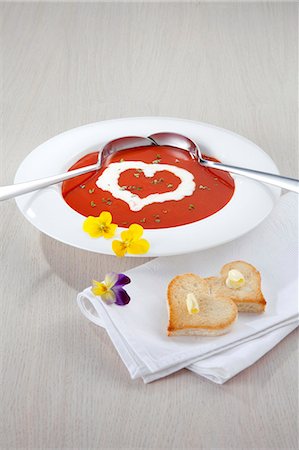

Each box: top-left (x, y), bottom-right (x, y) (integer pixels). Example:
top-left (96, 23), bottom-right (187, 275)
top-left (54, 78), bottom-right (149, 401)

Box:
top-left (77, 193), bottom-right (299, 383)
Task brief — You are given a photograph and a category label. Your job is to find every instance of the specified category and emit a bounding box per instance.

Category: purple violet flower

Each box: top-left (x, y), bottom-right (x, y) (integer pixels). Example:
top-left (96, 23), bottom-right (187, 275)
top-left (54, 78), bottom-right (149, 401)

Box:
top-left (91, 272), bottom-right (131, 306)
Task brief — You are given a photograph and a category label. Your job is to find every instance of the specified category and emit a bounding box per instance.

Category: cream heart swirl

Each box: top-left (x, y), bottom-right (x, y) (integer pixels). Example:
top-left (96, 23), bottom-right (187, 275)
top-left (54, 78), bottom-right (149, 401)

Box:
top-left (96, 161), bottom-right (196, 212)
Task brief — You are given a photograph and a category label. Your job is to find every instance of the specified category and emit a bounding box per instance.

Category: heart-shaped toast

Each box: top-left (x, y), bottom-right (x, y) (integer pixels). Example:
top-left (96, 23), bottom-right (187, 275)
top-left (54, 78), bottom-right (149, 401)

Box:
top-left (206, 261), bottom-right (266, 313)
top-left (167, 274), bottom-right (238, 336)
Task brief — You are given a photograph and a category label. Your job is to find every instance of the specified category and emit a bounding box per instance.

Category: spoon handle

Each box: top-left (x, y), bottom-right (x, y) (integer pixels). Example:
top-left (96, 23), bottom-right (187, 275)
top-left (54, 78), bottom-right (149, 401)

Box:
top-left (201, 160), bottom-right (299, 193)
top-left (0, 163), bottom-right (99, 201)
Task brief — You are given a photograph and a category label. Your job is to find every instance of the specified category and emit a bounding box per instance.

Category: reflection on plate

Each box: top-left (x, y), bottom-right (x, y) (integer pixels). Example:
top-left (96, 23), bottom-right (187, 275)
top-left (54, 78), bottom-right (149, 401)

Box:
top-left (14, 117), bottom-right (280, 256)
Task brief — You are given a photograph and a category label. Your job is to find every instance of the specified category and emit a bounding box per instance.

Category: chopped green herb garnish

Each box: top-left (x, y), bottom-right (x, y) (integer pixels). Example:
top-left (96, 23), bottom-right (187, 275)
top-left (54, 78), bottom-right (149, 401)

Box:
top-left (151, 178), bottom-right (164, 185)
top-left (101, 197), bottom-right (112, 205)
top-left (90, 201), bottom-right (96, 207)
top-left (88, 188), bottom-right (95, 194)
top-left (188, 204), bottom-right (195, 210)
top-left (80, 184), bottom-right (85, 189)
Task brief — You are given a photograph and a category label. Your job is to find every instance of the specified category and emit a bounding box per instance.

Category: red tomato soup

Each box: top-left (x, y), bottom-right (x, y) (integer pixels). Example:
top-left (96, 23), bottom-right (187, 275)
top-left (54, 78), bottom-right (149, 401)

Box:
top-left (62, 146), bottom-right (235, 229)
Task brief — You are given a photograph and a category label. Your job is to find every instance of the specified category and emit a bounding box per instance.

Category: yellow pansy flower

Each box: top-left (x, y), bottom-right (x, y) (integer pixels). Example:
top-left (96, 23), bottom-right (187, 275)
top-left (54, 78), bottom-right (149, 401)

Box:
top-left (83, 211), bottom-right (118, 239)
top-left (112, 224), bottom-right (150, 257)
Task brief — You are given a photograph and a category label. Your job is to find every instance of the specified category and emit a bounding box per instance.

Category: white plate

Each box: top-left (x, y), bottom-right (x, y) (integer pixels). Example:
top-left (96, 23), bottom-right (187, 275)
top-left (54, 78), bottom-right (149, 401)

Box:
top-left (14, 117), bottom-right (281, 256)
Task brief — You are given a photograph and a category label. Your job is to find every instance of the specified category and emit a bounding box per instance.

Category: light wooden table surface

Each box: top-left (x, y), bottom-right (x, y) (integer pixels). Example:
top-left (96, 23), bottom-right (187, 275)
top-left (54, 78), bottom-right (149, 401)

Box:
top-left (1, 2), bottom-right (298, 449)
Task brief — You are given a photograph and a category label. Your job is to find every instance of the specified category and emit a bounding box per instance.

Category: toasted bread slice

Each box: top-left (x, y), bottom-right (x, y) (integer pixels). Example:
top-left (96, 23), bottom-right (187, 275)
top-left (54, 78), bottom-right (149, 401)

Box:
top-left (167, 274), bottom-right (238, 336)
top-left (207, 261), bottom-right (266, 313)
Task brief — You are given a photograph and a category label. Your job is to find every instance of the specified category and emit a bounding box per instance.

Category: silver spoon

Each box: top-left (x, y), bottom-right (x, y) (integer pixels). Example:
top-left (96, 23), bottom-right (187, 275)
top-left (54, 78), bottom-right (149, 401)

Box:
top-left (0, 136), bottom-right (155, 201)
top-left (1, 132), bottom-right (298, 201)
top-left (149, 132), bottom-right (299, 193)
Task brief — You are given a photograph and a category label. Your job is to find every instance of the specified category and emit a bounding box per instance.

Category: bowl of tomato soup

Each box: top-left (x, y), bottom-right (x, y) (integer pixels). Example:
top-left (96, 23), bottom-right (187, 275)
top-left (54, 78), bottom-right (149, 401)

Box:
top-left (14, 117), bottom-right (280, 256)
